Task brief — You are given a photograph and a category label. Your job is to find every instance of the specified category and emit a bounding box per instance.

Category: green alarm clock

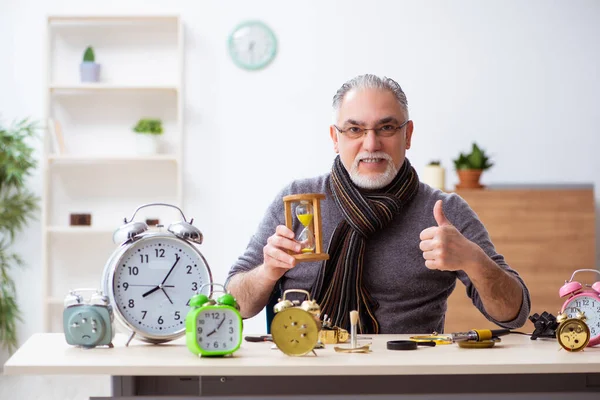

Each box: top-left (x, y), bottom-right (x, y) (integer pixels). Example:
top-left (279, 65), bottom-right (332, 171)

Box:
top-left (228, 20), bottom-right (277, 70)
top-left (185, 283), bottom-right (243, 357)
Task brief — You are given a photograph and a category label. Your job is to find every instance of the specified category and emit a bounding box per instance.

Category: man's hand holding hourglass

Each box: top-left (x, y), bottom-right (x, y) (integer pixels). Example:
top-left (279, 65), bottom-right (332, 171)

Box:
top-left (260, 225), bottom-right (300, 283)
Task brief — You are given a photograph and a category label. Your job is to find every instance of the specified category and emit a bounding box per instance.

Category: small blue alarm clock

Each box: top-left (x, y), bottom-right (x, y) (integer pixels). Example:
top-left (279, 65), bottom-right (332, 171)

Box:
top-left (63, 288), bottom-right (115, 349)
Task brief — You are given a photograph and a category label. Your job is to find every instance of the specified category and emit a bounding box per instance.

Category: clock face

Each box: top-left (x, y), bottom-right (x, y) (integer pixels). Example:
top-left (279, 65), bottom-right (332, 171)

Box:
top-left (108, 234), bottom-right (212, 340)
top-left (228, 21), bottom-right (277, 70)
top-left (195, 307), bottom-right (242, 353)
top-left (563, 294), bottom-right (600, 338)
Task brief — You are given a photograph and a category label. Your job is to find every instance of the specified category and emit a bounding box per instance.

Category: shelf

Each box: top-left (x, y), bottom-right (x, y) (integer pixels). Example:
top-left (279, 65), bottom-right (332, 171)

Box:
top-left (50, 84), bottom-right (179, 92)
top-left (48, 155), bottom-right (179, 164)
top-left (48, 15), bottom-right (179, 22)
top-left (47, 226), bottom-right (114, 234)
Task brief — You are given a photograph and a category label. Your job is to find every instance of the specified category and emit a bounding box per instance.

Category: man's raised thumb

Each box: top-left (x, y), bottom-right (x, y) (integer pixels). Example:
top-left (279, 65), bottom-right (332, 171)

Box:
top-left (433, 200), bottom-right (451, 227)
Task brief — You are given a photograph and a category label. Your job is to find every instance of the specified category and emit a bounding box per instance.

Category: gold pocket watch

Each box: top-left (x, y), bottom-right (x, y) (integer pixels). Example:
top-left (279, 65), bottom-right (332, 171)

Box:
top-left (270, 289), bottom-right (322, 356)
top-left (556, 308), bottom-right (591, 352)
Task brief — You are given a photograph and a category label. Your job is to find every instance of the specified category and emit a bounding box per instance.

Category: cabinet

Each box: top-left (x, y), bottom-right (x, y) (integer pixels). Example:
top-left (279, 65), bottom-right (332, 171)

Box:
top-left (42, 15), bottom-right (184, 331)
top-left (445, 185), bottom-right (596, 333)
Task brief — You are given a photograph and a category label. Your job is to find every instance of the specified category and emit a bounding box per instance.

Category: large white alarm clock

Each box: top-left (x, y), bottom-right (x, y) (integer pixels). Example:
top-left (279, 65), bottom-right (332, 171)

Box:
top-left (102, 203), bottom-right (213, 346)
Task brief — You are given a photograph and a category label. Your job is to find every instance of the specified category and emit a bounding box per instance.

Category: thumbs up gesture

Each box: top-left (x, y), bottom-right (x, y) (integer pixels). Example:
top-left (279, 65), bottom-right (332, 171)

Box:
top-left (419, 200), bottom-right (482, 272)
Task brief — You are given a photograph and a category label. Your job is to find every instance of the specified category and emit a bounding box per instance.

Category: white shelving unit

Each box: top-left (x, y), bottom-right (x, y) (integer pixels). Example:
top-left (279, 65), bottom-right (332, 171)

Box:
top-left (42, 15), bottom-right (184, 332)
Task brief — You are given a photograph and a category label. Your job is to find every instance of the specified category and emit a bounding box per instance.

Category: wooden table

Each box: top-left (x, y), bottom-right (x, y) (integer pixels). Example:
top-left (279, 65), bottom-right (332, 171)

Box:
top-left (3, 333), bottom-right (600, 399)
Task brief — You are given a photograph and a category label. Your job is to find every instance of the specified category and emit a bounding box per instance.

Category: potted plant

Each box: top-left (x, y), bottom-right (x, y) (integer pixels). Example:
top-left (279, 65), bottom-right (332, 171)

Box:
top-left (422, 160), bottom-right (446, 191)
top-left (453, 142), bottom-right (493, 189)
top-left (133, 118), bottom-right (163, 155)
top-left (80, 45), bottom-right (100, 83)
top-left (0, 118), bottom-right (39, 354)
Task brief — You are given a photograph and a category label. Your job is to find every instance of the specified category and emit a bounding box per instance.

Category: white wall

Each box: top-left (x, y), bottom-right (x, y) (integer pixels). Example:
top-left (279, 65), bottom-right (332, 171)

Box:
top-left (1, 0), bottom-right (599, 362)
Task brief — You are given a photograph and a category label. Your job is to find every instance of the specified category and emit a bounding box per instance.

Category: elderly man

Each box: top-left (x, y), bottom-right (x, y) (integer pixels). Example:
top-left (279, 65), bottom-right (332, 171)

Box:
top-left (226, 74), bottom-right (530, 334)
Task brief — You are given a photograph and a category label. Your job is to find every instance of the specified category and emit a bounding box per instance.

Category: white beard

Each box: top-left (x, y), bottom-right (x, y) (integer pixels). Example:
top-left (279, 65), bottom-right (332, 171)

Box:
top-left (349, 151), bottom-right (399, 189)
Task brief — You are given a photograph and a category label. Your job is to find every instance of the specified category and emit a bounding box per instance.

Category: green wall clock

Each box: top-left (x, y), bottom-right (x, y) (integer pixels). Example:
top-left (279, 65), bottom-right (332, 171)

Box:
top-left (228, 20), bottom-right (277, 70)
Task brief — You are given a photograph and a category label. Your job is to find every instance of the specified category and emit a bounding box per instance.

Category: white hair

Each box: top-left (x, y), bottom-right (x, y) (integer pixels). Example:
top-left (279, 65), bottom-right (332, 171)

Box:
top-left (332, 74), bottom-right (409, 123)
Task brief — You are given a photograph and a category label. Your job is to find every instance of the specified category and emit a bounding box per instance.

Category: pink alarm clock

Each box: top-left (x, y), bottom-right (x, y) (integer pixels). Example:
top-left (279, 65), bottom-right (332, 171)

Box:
top-left (559, 268), bottom-right (600, 347)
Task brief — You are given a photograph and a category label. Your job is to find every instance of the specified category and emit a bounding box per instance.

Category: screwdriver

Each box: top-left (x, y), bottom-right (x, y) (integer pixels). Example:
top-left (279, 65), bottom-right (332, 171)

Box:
top-left (450, 329), bottom-right (511, 342)
top-left (244, 335), bottom-right (273, 342)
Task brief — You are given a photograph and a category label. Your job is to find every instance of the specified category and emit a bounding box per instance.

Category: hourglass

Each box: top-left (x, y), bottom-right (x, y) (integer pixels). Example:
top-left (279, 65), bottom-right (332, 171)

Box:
top-left (293, 200), bottom-right (317, 254)
top-left (282, 194), bottom-right (329, 262)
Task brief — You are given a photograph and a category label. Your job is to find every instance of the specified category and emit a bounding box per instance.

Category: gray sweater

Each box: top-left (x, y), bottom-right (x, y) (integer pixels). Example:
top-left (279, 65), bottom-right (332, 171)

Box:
top-left (227, 174), bottom-right (531, 334)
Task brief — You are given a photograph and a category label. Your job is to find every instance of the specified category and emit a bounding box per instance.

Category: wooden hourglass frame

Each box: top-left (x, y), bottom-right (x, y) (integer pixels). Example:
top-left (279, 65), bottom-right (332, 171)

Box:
top-left (282, 193), bottom-right (329, 262)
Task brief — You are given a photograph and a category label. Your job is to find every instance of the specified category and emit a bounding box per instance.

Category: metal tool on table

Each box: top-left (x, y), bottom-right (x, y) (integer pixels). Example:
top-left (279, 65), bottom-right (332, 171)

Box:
top-left (529, 312), bottom-right (559, 340)
top-left (386, 340), bottom-right (437, 350)
top-left (450, 329), bottom-right (510, 342)
top-left (334, 310), bottom-right (371, 353)
top-left (410, 328), bottom-right (510, 348)
top-left (244, 335), bottom-right (273, 342)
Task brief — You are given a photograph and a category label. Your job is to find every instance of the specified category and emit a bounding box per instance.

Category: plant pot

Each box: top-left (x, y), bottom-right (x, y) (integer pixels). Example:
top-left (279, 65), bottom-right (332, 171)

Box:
top-left (80, 62), bottom-right (101, 83)
top-left (456, 169), bottom-right (484, 189)
top-left (136, 134), bottom-right (160, 155)
top-left (422, 165), bottom-right (446, 191)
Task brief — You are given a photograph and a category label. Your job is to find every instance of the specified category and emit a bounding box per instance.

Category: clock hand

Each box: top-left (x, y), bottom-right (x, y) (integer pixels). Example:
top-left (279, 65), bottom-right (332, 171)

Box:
top-left (129, 284), bottom-right (175, 288)
top-left (248, 41), bottom-right (255, 64)
top-left (143, 255), bottom-right (180, 297)
top-left (161, 288), bottom-right (173, 304)
top-left (161, 254), bottom-right (181, 285)
top-left (215, 313), bottom-right (227, 331)
top-left (206, 315), bottom-right (226, 337)
top-left (142, 286), bottom-right (160, 297)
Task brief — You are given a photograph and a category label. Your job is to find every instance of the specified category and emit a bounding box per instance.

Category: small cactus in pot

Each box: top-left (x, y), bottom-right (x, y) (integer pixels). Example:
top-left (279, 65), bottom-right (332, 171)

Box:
top-left (80, 46), bottom-right (101, 83)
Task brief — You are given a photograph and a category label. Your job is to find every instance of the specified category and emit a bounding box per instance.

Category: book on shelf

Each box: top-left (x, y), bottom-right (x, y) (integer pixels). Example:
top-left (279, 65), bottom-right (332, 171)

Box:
top-left (47, 118), bottom-right (65, 154)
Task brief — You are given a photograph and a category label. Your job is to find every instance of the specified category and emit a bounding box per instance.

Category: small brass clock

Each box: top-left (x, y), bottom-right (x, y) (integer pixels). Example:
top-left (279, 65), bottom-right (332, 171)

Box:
top-left (270, 289), bottom-right (321, 356)
top-left (556, 308), bottom-right (591, 352)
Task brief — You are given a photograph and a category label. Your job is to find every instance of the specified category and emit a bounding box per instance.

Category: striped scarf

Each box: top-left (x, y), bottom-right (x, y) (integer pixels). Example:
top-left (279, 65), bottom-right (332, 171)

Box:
top-left (312, 156), bottom-right (419, 334)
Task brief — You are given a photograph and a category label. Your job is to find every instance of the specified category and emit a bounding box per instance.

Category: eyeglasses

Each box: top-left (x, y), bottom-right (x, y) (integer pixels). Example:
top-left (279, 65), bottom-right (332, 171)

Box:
top-left (334, 120), bottom-right (410, 139)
